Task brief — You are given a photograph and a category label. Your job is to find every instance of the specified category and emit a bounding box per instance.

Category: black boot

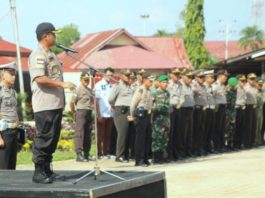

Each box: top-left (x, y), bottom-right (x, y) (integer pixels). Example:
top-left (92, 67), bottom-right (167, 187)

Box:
top-left (44, 163), bottom-right (59, 181)
top-left (152, 152), bottom-right (162, 164)
top-left (83, 152), bottom-right (90, 161)
top-left (76, 152), bottom-right (87, 162)
top-left (32, 163), bottom-right (53, 184)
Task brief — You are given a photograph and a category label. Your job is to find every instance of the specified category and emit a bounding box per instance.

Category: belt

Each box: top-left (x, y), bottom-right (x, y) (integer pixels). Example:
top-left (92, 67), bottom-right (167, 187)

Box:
top-left (235, 105), bottom-right (246, 110)
top-left (246, 104), bottom-right (257, 109)
top-left (206, 105), bottom-right (215, 109)
top-left (172, 104), bottom-right (181, 109)
top-left (181, 107), bottom-right (194, 110)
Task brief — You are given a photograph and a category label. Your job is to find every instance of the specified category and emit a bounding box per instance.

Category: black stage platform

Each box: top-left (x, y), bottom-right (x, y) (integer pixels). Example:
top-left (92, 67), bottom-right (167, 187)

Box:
top-left (0, 170), bottom-right (166, 198)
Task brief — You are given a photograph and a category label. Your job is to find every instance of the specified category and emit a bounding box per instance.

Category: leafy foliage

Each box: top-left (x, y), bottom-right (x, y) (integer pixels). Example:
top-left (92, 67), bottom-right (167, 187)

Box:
top-left (51, 23), bottom-right (80, 54)
top-left (239, 25), bottom-right (264, 51)
top-left (184, 0), bottom-right (212, 68)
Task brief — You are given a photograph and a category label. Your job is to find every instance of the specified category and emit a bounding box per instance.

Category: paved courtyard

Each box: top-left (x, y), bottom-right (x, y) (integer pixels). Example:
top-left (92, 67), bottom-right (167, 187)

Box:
top-left (18, 146), bottom-right (265, 198)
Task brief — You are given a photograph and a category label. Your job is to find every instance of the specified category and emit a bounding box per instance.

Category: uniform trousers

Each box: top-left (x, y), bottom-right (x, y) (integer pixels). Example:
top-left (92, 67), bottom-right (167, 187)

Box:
top-left (0, 129), bottom-right (18, 169)
top-left (125, 121), bottom-right (136, 159)
top-left (244, 105), bottom-right (257, 147)
top-left (233, 107), bottom-right (246, 148)
top-left (168, 108), bottom-right (181, 159)
top-left (179, 107), bottom-right (194, 156)
top-left (134, 112), bottom-right (152, 164)
top-left (113, 106), bottom-right (130, 159)
top-left (32, 109), bottom-right (63, 164)
top-left (256, 107), bottom-right (263, 145)
top-left (74, 109), bottom-right (92, 154)
top-left (193, 106), bottom-right (206, 154)
top-left (214, 104), bottom-right (226, 150)
top-left (203, 108), bottom-right (215, 152)
top-left (97, 117), bottom-right (113, 156)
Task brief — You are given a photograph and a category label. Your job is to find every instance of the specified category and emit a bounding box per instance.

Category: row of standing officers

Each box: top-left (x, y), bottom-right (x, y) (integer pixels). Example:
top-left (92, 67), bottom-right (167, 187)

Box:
top-left (73, 67), bottom-right (265, 167)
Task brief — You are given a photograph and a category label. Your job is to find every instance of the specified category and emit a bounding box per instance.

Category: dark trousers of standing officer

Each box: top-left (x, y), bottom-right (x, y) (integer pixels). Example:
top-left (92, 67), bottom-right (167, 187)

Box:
top-left (179, 107), bottom-right (193, 157)
top-left (0, 129), bottom-right (18, 169)
top-left (113, 106), bottom-right (130, 160)
top-left (214, 105), bottom-right (226, 151)
top-left (134, 111), bottom-right (152, 165)
top-left (244, 105), bottom-right (257, 147)
top-left (233, 107), bottom-right (246, 149)
top-left (125, 121), bottom-right (136, 159)
top-left (108, 124), bottom-right (117, 156)
top-left (168, 108), bottom-right (181, 159)
top-left (203, 108), bottom-right (215, 153)
top-left (97, 117), bottom-right (113, 156)
top-left (262, 104), bottom-right (265, 145)
top-left (74, 109), bottom-right (92, 155)
top-left (193, 106), bottom-right (206, 155)
top-left (32, 109), bottom-right (63, 164)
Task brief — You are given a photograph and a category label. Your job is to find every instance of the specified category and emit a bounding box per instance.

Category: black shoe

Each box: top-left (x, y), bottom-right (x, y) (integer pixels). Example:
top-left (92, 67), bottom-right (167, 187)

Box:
top-left (32, 164), bottom-right (53, 184)
top-left (76, 152), bottom-right (88, 162)
top-left (135, 160), bottom-right (148, 167)
top-left (115, 157), bottom-right (129, 163)
top-left (44, 163), bottom-right (59, 181)
top-left (84, 152), bottom-right (90, 161)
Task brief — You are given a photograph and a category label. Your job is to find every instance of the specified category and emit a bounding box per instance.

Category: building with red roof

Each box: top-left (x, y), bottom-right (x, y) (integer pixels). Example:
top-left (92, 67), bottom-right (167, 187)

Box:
top-left (0, 39), bottom-right (31, 70)
top-left (59, 29), bottom-right (190, 72)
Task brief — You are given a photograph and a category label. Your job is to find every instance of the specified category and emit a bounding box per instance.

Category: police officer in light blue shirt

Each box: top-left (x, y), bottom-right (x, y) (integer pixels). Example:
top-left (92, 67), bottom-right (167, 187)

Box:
top-left (94, 67), bottom-right (114, 157)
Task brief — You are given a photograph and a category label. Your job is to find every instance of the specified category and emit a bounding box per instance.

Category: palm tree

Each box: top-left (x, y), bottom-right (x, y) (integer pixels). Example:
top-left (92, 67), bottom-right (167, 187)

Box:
top-left (239, 25), bottom-right (264, 50)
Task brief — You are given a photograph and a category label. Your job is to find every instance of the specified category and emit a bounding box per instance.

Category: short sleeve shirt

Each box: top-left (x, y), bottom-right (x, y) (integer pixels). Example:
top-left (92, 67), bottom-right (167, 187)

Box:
top-left (29, 44), bottom-right (65, 112)
top-left (71, 85), bottom-right (93, 110)
top-left (94, 79), bottom-right (113, 117)
top-left (0, 85), bottom-right (17, 121)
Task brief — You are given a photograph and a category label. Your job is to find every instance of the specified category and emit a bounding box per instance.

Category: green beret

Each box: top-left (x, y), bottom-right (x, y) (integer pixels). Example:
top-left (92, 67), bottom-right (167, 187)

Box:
top-left (157, 75), bottom-right (168, 82)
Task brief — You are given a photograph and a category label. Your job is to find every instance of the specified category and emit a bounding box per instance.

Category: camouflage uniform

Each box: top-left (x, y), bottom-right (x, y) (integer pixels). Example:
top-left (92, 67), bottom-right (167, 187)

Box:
top-left (151, 88), bottom-right (170, 153)
top-left (225, 86), bottom-right (237, 148)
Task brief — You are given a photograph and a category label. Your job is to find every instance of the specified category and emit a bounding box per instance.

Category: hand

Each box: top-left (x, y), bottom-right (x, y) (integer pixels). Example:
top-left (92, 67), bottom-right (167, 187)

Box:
top-left (0, 135), bottom-right (4, 149)
top-left (62, 82), bottom-right (76, 91)
top-left (127, 115), bottom-right (134, 121)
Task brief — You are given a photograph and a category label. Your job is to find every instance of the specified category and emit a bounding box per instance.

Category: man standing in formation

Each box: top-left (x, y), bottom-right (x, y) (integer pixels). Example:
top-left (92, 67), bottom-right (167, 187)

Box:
top-left (94, 67), bottom-right (114, 158)
top-left (70, 72), bottom-right (93, 162)
top-left (152, 75), bottom-right (170, 164)
top-left (109, 70), bottom-right (134, 163)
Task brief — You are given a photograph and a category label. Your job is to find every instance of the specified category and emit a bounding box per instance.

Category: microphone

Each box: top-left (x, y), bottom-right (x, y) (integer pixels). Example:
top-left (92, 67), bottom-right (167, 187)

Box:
top-left (55, 43), bottom-right (78, 53)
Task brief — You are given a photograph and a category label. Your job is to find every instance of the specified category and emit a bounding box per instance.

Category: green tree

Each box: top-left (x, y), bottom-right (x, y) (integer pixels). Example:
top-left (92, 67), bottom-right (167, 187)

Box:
top-left (52, 23), bottom-right (80, 54)
top-left (176, 9), bottom-right (185, 38)
top-left (154, 29), bottom-right (175, 37)
top-left (239, 25), bottom-right (264, 51)
top-left (184, 0), bottom-right (212, 68)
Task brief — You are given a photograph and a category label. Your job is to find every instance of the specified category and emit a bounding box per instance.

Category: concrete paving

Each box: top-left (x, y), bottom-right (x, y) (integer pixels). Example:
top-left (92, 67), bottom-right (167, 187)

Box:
top-left (18, 146), bottom-right (265, 198)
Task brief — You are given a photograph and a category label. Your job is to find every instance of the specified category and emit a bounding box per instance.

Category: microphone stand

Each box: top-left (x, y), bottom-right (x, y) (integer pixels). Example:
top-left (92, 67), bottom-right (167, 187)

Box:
top-left (63, 51), bottom-right (126, 184)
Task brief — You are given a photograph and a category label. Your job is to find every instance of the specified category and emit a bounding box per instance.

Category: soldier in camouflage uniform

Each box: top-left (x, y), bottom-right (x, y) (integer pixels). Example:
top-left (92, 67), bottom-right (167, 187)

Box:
top-left (151, 75), bottom-right (170, 164)
top-left (225, 77), bottom-right (237, 150)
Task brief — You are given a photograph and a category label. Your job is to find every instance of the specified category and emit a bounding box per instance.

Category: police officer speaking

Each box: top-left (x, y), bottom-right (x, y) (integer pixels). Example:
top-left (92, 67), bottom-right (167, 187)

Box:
top-left (29, 22), bottom-right (76, 184)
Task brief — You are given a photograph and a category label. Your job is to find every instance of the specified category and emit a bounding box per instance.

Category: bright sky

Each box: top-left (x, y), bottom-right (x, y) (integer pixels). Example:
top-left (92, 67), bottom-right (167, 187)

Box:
top-left (0, 0), bottom-right (264, 49)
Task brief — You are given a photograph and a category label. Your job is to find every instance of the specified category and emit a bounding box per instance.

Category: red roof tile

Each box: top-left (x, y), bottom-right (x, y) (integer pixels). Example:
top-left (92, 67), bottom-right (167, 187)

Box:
top-left (204, 41), bottom-right (252, 60)
top-left (73, 45), bottom-right (180, 70)
top-left (59, 28), bottom-right (150, 71)
top-left (137, 37), bottom-right (192, 69)
top-left (0, 39), bottom-right (31, 54)
top-left (0, 39), bottom-right (31, 70)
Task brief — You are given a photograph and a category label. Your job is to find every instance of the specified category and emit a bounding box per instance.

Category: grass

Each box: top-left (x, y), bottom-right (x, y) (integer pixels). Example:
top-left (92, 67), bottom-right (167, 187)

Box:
top-left (17, 145), bottom-right (96, 165)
